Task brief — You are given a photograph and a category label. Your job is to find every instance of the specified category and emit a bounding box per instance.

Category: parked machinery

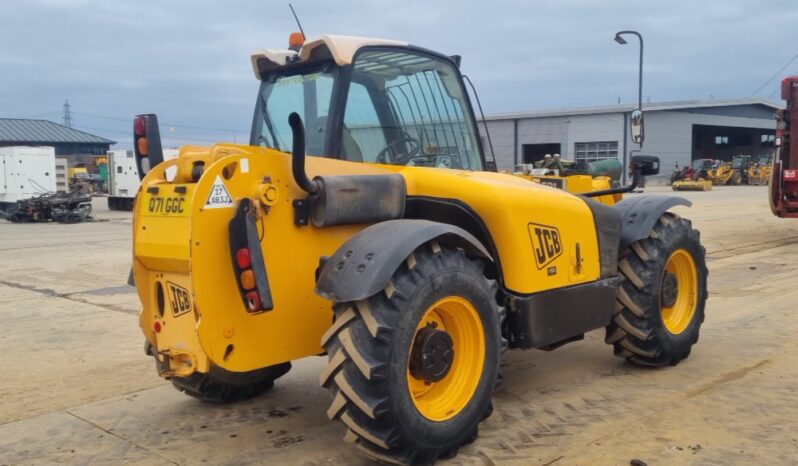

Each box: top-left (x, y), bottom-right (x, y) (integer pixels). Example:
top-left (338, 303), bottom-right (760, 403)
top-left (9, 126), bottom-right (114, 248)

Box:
top-left (673, 158), bottom-right (713, 191)
top-left (131, 34), bottom-right (709, 465)
top-left (748, 155), bottom-right (773, 186)
top-left (514, 158), bottom-right (624, 205)
top-left (729, 155), bottom-right (752, 185)
top-left (0, 192), bottom-right (92, 223)
top-left (709, 155), bottom-right (751, 185)
top-left (771, 76), bottom-right (798, 217)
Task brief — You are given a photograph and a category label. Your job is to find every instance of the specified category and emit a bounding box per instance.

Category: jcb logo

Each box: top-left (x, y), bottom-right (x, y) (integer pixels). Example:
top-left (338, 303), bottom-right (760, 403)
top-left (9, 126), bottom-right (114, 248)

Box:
top-left (166, 282), bottom-right (192, 317)
top-left (528, 223), bottom-right (563, 270)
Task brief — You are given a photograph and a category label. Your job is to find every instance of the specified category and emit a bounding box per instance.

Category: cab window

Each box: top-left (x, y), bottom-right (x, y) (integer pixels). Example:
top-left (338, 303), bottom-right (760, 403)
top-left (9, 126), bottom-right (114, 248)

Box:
top-left (342, 49), bottom-right (483, 170)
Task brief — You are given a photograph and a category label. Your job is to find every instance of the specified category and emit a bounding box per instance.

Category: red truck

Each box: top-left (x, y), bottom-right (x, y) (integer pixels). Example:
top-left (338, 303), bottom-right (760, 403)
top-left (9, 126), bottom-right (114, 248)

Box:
top-left (771, 76), bottom-right (798, 217)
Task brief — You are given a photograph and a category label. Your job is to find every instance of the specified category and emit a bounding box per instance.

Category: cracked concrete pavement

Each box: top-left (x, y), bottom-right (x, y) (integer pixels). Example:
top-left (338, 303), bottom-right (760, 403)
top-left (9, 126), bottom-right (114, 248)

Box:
top-left (2, 188), bottom-right (798, 465)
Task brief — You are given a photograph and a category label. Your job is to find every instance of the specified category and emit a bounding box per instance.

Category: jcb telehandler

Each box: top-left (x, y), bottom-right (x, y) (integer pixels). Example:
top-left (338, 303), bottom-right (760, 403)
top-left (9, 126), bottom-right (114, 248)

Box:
top-left (132, 34), bottom-right (708, 465)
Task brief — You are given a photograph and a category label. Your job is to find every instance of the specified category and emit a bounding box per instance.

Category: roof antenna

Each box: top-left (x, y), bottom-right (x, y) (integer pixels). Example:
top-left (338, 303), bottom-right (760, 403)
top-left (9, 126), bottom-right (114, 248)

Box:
top-left (289, 4), bottom-right (306, 39)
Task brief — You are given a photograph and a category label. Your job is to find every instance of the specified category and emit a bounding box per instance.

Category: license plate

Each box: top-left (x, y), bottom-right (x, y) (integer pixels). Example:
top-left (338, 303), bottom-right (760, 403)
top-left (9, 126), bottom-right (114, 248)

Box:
top-left (144, 195), bottom-right (188, 216)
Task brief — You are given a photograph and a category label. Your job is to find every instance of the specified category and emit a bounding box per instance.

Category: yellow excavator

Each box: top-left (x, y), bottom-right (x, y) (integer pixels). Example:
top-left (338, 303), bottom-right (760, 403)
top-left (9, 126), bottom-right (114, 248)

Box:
top-left (131, 33), bottom-right (708, 465)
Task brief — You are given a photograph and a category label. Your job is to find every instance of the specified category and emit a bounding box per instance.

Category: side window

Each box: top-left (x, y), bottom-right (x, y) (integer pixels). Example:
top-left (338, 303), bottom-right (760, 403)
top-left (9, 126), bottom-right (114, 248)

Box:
top-left (342, 82), bottom-right (387, 162)
top-left (258, 72), bottom-right (335, 155)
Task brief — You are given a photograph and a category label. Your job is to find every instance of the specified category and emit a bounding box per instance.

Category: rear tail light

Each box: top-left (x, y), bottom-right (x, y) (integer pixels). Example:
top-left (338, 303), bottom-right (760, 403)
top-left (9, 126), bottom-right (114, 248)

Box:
top-left (236, 248), bottom-right (251, 269)
top-left (133, 114), bottom-right (164, 178)
top-left (228, 199), bottom-right (274, 313)
top-left (134, 116), bottom-right (146, 137)
top-left (245, 291), bottom-right (261, 311)
top-left (240, 270), bottom-right (256, 290)
top-left (137, 137), bottom-right (149, 156)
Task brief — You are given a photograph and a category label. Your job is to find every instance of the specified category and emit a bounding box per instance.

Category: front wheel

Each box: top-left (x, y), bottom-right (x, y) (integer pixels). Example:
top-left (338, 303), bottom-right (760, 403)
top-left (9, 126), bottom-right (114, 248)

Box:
top-left (320, 243), bottom-right (503, 465)
top-left (606, 212), bottom-right (708, 366)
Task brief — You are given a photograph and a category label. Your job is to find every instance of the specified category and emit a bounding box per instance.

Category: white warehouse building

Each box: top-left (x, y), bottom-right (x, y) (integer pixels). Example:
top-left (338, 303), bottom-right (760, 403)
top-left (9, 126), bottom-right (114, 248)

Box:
top-left (479, 98), bottom-right (779, 182)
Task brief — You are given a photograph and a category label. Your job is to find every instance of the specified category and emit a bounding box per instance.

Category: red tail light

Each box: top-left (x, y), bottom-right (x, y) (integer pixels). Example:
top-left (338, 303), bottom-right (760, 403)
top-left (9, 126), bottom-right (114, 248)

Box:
top-left (236, 248), bottom-right (251, 269)
top-left (134, 117), bottom-right (146, 137)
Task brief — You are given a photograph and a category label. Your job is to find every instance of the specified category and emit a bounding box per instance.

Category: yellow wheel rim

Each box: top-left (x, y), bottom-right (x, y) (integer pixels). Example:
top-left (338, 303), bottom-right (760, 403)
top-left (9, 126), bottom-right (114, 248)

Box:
top-left (407, 296), bottom-right (485, 421)
top-left (661, 248), bottom-right (698, 334)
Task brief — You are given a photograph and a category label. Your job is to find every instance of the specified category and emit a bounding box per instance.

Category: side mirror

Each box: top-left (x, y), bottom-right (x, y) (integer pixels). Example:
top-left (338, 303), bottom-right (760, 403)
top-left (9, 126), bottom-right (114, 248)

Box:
top-left (631, 155), bottom-right (659, 176)
top-left (630, 109), bottom-right (644, 144)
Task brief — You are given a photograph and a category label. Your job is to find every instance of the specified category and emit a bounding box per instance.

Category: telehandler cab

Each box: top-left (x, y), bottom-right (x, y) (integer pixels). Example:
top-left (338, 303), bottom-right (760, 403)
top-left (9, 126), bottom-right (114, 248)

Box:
top-left (132, 34), bottom-right (708, 465)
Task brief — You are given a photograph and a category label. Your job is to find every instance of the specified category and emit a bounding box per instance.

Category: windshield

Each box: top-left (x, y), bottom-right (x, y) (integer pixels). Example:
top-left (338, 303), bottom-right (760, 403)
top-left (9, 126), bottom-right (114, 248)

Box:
top-left (253, 67), bottom-right (335, 155)
top-left (342, 49), bottom-right (483, 170)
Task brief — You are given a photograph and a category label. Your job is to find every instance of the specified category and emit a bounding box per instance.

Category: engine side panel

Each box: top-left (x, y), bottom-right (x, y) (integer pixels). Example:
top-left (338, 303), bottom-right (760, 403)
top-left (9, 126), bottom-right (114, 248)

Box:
top-left (402, 167), bottom-right (603, 293)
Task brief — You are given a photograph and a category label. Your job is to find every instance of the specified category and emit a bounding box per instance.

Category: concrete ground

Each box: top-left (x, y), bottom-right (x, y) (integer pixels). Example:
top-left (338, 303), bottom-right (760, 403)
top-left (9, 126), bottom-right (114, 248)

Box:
top-left (1, 187), bottom-right (797, 465)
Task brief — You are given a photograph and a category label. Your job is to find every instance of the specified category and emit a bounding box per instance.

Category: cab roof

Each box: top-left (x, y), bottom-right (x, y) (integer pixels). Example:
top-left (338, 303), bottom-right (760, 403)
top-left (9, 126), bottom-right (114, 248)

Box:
top-left (250, 34), bottom-right (407, 79)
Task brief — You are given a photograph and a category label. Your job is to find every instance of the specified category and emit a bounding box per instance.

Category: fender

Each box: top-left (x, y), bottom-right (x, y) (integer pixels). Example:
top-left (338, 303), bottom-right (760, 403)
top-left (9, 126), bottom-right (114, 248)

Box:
top-left (315, 219), bottom-right (491, 302)
top-left (614, 195), bottom-right (691, 248)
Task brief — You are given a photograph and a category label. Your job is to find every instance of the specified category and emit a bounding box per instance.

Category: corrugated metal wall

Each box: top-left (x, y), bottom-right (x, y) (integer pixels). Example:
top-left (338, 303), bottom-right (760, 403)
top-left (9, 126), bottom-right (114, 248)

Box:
top-left (480, 106), bottom-right (774, 182)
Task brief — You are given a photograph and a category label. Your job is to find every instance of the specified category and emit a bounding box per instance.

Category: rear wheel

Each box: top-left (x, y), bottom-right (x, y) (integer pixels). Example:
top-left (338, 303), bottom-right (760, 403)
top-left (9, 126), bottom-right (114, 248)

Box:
top-left (170, 363), bottom-right (291, 403)
top-left (320, 243), bottom-right (503, 465)
top-left (606, 213), bottom-right (708, 366)
top-left (146, 341), bottom-right (291, 403)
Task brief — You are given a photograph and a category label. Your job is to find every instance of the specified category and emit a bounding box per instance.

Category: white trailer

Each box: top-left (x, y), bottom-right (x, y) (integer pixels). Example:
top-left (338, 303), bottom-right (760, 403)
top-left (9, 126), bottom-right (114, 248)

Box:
top-left (0, 146), bottom-right (57, 211)
top-left (107, 148), bottom-right (178, 210)
top-left (55, 158), bottom-right (68, 193)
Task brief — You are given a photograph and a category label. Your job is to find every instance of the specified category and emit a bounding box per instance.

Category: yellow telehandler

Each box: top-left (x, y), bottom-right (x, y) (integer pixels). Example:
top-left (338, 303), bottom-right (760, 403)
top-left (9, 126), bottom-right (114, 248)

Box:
top-left (131, 34), bottom-right (708, 465)
top-left (748, 155), bottom-right (772, 185)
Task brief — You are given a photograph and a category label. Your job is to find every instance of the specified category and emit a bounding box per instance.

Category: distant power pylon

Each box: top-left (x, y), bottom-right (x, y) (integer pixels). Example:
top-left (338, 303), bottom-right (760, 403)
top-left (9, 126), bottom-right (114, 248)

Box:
top-left (62, 100), bottom-right (73, 128)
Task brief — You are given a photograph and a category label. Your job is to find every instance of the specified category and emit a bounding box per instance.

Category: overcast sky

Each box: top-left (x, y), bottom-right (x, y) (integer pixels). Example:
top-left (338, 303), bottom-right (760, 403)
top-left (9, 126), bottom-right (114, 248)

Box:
top-left (2, 0), bottom-right (797, 148)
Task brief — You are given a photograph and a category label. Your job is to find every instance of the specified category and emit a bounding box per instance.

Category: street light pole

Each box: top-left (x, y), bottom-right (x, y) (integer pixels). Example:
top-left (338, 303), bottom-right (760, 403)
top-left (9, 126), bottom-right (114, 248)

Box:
top-left (615, 30), bottom-right (644, 183)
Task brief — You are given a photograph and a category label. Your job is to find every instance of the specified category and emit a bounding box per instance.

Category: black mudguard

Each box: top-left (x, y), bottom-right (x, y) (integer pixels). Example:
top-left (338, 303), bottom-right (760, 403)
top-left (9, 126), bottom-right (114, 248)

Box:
top-left (315, 219), bottom-right (491, 303)
top-left (614, 195), bottom-right (691, 248)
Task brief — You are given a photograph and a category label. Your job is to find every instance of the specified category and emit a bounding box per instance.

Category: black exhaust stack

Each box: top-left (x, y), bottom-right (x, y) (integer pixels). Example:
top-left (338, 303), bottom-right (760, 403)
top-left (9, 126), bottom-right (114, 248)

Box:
top-left (288, 112), bottom-right (319, 194)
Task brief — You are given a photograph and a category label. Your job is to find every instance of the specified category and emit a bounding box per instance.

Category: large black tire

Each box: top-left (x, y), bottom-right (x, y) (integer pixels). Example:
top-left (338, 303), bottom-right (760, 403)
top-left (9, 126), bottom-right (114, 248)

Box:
top-left (320, 243), bottom-right (503, 465)
top-left (605, 212), bottom-right (708, 367)
top-left (146, 341), bottom-right (291, 403)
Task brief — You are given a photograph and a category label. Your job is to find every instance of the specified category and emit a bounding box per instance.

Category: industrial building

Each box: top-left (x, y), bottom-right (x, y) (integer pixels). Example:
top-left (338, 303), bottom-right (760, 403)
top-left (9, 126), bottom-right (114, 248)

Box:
top-left (0, 118), bottom-right (115, 164)
top-left (480, 98), bottom-right (779, 181)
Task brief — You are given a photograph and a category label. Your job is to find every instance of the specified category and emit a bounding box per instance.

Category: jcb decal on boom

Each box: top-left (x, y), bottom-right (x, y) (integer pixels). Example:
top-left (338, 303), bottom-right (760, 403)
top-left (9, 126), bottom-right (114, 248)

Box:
top-left (528, 223), bottom-right (563, 270)
top-left (166, 281), bottom-right (192, 317)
